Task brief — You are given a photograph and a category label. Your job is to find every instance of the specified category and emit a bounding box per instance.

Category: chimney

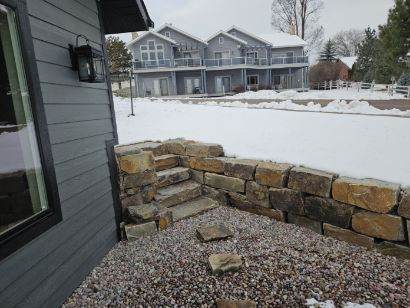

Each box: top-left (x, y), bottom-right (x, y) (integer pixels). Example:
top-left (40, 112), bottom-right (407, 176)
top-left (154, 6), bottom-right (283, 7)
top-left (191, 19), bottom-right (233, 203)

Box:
top-left (131, 32), bottom-right (139, 39)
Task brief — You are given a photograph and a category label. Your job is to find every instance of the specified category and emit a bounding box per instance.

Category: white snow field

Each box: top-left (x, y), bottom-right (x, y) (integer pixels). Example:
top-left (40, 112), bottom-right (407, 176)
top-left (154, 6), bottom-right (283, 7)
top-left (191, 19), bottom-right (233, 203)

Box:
top-left (226, 89), bottom-right (406, 100)
top-left (115, 97), bottom-right (410, 186)
top-left (189, 99), bottom-right (410, 117)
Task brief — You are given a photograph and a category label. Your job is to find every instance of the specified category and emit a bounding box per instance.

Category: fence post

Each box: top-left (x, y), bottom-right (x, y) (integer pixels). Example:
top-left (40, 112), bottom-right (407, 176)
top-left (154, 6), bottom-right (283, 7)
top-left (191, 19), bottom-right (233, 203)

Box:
top-left (129, 73), bottom-right (135, 117)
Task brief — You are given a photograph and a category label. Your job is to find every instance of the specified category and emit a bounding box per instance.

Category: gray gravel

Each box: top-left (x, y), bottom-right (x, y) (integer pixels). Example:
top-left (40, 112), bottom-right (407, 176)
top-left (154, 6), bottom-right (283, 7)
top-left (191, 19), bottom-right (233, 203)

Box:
top-left (64, 207), bottom-right (409, 307)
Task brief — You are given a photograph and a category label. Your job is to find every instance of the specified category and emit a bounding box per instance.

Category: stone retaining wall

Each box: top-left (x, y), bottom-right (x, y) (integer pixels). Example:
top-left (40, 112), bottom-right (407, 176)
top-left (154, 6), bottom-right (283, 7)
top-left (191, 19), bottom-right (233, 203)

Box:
top-left (114, 139), bottom-right (410, 259)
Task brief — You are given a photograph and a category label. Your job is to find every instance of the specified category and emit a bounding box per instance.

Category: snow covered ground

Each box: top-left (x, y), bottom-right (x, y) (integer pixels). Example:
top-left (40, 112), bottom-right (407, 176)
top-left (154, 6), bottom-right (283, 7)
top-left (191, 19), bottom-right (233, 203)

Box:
top-left (187, 99), bottom-right (410, 117)
top-left (115, 96), bottom-right (410, 186)
top-left (226, 89), bottom-right (406, 100)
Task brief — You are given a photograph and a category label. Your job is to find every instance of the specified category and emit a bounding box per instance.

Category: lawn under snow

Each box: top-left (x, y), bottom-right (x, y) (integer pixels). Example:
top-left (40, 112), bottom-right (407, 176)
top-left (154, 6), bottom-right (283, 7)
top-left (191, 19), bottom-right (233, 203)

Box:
top-left (186, 99), bottom-right (410, 117)
top-left (226, 89), bottom-right (405, 101)
top-left (115, 97), bottom-right (410, 186)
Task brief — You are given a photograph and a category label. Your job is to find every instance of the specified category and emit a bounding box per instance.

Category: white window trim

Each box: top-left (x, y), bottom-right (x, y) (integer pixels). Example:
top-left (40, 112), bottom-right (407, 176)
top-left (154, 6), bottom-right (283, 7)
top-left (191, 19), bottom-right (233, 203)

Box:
top-left (247, 74), bottom-right (259, 85)
top-left (246, 51), bottom-right (259, 58)
top-left (164, 31), bottom-right (171, 38)
top-left (139, 42), bottom-right (166, 62)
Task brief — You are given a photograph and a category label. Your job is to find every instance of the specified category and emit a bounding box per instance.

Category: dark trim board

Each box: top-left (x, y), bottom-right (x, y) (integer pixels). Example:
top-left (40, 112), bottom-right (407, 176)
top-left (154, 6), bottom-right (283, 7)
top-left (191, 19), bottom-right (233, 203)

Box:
top-left (106, 139), bottom-right (123, 240)
top-left (0, 0), bottom-right (62, 261)
top-left (98, 0), bottom-right (119, 142)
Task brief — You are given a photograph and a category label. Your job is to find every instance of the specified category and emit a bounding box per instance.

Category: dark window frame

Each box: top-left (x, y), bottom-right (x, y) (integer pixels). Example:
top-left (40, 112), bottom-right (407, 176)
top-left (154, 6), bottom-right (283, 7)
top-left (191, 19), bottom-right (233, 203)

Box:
top-left (0, 0), bottom-right (62, 261)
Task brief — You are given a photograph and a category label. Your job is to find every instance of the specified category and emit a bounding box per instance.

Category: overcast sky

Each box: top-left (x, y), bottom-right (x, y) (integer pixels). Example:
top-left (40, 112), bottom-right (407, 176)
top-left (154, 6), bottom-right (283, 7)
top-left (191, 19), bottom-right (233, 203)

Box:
top-left (115, 0), bottom-right (394, 43)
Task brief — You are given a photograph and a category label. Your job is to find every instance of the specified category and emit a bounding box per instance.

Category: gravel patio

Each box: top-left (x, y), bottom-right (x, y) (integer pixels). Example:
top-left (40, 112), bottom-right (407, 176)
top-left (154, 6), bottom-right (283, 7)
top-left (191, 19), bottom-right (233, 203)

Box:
top-left (64, 206), bottom-right (409, 307)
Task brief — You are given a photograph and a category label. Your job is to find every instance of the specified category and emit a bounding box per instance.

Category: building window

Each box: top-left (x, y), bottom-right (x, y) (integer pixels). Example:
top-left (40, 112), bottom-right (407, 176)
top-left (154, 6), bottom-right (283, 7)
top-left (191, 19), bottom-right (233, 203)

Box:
top-left (0, 2), bottom-right (61, 260)
top-left (164, 31), bottom-right (170, 38)
top-left (148, 40), bottom-right (155, 50)
top-left (247, 75), bottom-right (259, 85)
top-left (219, 36), bottom-right (224, 44)
top-left (140, 41), bottom-right (165, 62)
top-left (246, 51), bottom-right (258, 59)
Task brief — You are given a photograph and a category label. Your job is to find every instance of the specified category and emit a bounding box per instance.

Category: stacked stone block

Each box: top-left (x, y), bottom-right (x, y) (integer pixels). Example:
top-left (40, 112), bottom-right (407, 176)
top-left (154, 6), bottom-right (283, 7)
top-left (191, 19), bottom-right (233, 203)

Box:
top-left (114, 139), bottom-right (410, 259)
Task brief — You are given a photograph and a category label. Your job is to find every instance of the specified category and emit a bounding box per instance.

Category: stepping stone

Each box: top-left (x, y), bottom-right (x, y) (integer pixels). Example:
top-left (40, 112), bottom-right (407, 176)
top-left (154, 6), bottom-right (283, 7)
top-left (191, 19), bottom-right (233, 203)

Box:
top-left (125, 222), bottom-right (157, 241)
top-left (155, 154), bottom-right (179, 171)
top-left (196, 224), bottom-right (233, 242)
top-left (216, 299), bottom-right (257, 308)
top-left (171, 197), bottom-right (219, 221)
top-left (208, 253), bottom-right (243, 275)
top-left (155, 180), bottom-right (201, 208)
top-left (126, 203), bottom-right (159, 223)
top-left (157, 167), bottom-right (190, 188)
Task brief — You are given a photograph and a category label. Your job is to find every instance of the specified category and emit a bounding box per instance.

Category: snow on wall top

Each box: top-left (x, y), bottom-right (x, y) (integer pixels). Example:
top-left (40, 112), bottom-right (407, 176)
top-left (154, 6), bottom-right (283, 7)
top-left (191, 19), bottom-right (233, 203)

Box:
top-left (258, 33), bottom-right (307, 48)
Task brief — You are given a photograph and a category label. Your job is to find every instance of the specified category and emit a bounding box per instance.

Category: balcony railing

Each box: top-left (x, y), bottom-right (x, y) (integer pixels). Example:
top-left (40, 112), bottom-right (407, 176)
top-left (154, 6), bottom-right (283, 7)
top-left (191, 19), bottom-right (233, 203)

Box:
top-left (133, 59), bottom-right (172, 69)
top-left (271, 56), bottom-right (309, 65)
top-left (174, 58), bottom-right (202, 67)
top-left (132, 56), bottom-right (308, 70)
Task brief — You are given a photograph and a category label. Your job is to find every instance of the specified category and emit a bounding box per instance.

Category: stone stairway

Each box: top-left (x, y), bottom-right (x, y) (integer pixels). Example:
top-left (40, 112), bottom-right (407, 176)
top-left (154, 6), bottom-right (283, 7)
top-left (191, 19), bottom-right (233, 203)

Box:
top-left (123, 153), bottom-right (220, 240)
top-left (154, 153), bottom-right (219, 220)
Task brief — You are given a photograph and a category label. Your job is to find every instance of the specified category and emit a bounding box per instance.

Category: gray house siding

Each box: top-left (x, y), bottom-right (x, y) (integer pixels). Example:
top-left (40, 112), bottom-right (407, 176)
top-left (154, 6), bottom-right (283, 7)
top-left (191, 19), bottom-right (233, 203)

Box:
top-left (131, 32), bottom-right (174, 62)
top-left (157, 26), bottom-right (205, 59)
top-left (226, 29), bottom-right (269, 58)
top-left (205, 34), bottom-right (243, 58)
top-left (0, 1), bottom-right (118, 307)
top-left (271, 46), bottom-right (304, 57)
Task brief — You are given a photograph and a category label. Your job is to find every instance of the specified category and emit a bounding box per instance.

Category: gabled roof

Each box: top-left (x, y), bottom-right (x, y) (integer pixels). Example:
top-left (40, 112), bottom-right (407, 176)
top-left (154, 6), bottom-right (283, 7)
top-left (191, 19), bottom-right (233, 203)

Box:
top-left (226, 25), bottom-right (272, 46)
top-left (339, 56), bottom-right (357, 69)
top-left (206, 30), bottom-right (248, 45)
top-left (126, 30), bottom-right (177, 47)
top-left (156, 23), bottom-right (208, 45)
top-left (258, 33), bottom-right (307, 48)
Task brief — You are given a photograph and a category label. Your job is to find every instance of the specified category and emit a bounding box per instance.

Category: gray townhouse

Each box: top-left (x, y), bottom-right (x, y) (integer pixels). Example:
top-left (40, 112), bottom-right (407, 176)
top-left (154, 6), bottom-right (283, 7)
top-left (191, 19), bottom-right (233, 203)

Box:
top-left (127, 24), bottom-right (309, 97)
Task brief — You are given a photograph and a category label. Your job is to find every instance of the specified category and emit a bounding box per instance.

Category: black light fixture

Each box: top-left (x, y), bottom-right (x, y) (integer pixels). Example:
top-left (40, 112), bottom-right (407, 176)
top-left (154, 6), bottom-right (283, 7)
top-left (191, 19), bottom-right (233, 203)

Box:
top-left (69, 35), bottom-right (105, 83)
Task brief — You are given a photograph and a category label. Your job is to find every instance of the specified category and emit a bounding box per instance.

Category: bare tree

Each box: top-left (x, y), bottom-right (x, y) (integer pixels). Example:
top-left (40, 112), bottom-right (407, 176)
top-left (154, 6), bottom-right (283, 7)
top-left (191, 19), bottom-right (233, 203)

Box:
top-left (332, 29), bottom-right (365, 57)
top-left (271, 0), bottom-right (324, 53)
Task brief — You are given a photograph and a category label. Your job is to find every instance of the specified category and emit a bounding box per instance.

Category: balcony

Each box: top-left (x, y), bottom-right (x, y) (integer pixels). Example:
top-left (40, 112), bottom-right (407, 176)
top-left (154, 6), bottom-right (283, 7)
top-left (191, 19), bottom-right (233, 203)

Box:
top-left (204, 57), bottom-right (269, 67)
top-left (174, 58), bottom-right (202, 68)
top-left (133, 59), bottom-right (172, 70)
top-left (271, 56), bottom-right (309, 65)
top-left (132, 56), bottom-right (309, 71)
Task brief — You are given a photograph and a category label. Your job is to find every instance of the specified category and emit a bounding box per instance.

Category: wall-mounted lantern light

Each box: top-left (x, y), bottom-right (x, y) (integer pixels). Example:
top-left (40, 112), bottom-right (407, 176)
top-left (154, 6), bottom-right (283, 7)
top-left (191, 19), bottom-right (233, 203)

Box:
top-left (69, 35), bottom-right (105, 83)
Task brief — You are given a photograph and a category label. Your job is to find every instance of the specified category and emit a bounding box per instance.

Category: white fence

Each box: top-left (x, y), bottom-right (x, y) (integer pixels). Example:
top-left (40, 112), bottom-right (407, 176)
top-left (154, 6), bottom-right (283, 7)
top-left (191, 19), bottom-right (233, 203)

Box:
top-left (311, 80), bottom-right (410, 98)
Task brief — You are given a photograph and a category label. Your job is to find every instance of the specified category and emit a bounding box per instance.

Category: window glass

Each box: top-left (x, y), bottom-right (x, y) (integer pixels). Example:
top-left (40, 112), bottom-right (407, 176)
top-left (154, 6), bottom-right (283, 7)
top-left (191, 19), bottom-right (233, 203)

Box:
top-left (247, 75), bottom-right (259, 85)
top-left (157, 51), bottom-right (164, 60)
top-left (156, 44), bottom-right (163, 50)
top-left (164, 31), bottom-right (170, 38)
top-left (148, 40), bottom-right (155, 50)
top-left (149, 52), bottom-right (156, 60)
top-left (140, 45), bottom-right (148, 51)
top-left (219, 37), bottom-right (224, 44)
top-left (0, 4), bottom-right (48, 235)
top-left (141, 52), bottom-right (148, 61)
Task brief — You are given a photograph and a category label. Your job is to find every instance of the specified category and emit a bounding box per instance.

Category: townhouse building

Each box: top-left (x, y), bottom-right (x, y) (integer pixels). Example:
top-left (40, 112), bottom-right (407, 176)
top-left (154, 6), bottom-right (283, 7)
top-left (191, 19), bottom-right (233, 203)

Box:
top-left (127, 24), bottom-right (309, 97)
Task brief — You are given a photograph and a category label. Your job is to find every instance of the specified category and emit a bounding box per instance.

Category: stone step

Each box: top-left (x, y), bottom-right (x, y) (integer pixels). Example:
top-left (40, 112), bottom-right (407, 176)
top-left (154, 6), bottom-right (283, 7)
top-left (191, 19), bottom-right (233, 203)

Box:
top-left (126, 202), bottom-right (159, 223)
top-left (155, 180), bottom-right (202, 208)
top-left (157, 167), bottom-right (191, 188)
top-left (171, 196), bottom-right (220, 221)
top-left (155, 154), bottom-right (179, 171)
